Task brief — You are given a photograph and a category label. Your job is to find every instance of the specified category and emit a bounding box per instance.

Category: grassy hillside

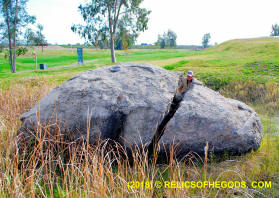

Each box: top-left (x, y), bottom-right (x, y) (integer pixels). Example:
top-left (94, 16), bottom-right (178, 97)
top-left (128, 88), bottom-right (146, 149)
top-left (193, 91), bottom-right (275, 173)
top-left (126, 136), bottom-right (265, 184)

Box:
top-left (0, 38), bottom-right (279, 197)
top-left (161, 37), bottom-right (279, 89)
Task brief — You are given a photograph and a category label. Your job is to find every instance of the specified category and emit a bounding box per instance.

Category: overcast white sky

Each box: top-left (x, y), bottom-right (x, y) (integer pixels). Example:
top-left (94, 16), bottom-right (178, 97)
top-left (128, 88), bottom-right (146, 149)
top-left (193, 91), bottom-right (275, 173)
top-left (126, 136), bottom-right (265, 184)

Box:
top-left (27, 0), bottom-right (279, 45)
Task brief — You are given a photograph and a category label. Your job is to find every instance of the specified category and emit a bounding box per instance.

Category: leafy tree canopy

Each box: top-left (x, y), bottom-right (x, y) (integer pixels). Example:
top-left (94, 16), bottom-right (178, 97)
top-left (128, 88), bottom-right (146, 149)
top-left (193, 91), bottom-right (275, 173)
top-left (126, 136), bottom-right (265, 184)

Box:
top-left (156, 29), bottom-right (177, 49)
top-left (271, 24), bottom-right (279, 36)
top-left (24, 23), bottom-right (47, 51)
top-left (0, 0), bottom-right (36, 72)
top-left (72, 0), bottom-right (151, 62)
top-left (202, 33), bottom-right (211, 48)
top-left (0, 0), bottom-right (36, 42)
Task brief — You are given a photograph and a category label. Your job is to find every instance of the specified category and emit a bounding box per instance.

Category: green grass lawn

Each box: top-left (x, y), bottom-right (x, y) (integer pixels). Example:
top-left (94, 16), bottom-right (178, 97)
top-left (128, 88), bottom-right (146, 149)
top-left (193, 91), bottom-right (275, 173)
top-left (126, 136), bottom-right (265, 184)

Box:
top-left (0, 47), bottom-right (197, 75)
top-left (1, 37), bottom-right (279, 87)
top-left (0, 47), bottom-right (110, 73)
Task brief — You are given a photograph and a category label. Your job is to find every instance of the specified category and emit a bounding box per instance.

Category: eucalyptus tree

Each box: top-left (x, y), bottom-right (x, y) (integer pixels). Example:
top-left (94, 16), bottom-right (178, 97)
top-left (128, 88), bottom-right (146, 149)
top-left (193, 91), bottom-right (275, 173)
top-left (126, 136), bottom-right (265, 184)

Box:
top-left (168, 30), bottom-right (177, 47)
top-left (157, 29), bottom-right (177, 49)
top-left (115, 21), bottom-right (138, 50)
top-left (36, 24), bottom-right (47, 52)
top-left (0, 0), bottom-right (35, 73)
top-left (72, 0), bottom-right (151, 63)
top-left (25, 24), bottom-right (47, 52)
top-left (271, 24), bottom-right (279, 36)
top-left (202, 33), bottom-right (211, 48)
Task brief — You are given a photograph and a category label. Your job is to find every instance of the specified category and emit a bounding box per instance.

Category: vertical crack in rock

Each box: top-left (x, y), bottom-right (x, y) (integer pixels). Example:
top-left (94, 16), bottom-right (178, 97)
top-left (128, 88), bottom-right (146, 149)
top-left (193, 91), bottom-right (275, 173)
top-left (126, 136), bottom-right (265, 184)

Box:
top-left (147, 74), bottom-right (193, 159)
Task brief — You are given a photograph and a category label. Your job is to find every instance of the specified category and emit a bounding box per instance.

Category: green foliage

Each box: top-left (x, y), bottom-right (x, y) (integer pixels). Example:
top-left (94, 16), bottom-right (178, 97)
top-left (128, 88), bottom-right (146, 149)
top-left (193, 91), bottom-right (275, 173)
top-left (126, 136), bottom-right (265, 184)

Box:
top-left (3, 46), bottom-right (28, 59)
top-left (271, 24), bottom-right (279, 36)
top-left (115, 24), bottom-right (135, 50)
top-left (15, 46), bottom-right (28, 56)
top-left (202, 33), bottom-right (211, 48)
top-left (158, 35), bottom-right (166, 49)
top-left (71, 0), bottom-right (151, 62)
top-left (24, 24), bottom-right (47, 51)
top-left (157, 29), bottom-right (177, 48)
top-left (0, 0), bottom-right (36, 72)
top-left (0, 0), bottom-right (36, 39)
top-left (25, 25), bottom-right (46, 43)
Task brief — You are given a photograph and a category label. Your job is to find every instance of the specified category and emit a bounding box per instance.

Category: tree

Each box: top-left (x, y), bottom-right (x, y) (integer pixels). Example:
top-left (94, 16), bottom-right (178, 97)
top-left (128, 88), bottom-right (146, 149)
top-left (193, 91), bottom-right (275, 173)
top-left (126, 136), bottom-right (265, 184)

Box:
top-left (24, 27), bottom-right (35, 45)
top-left (202, 33), bottom-right (211, 48)
top-left (167, 29), bottom-right (177, 47)
top-left (271, 24), bottom-right (279, 36)
top-left (25, 24), bottom-right (47, 51)
top-left (157, 34), bottom-right (166, 49)
top-left (72, 0), bottom-right (151, 63)
top-left (36, 24), bottom-right (47, 52)
top-left (115, 21), bottom-right (138, 50)
top-left (0, 0), bottom-right (36, 73)
top-left (157, 29), bottom-right (177, 48)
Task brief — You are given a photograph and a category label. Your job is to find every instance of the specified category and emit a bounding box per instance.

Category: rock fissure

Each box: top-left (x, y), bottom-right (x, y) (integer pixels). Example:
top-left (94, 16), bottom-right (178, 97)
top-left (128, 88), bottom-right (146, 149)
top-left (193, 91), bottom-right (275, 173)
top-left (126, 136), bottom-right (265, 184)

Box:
top-left (147, 75), bottom-right (192, 158)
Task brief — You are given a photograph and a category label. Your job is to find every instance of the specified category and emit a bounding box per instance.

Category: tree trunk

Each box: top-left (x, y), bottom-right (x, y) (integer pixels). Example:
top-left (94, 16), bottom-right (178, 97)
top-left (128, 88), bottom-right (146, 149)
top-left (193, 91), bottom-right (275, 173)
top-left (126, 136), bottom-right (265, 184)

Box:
top-left (12, 44), bottom-right (16, 73)
top-left (110, 33), bottom-right (116, 63)
top-left (7, 23), bottom-right (13, 72)
top-left (8, 43), bottom-right (13, 72)
top-left (107, 4), bottom-right (117, 63)
top-left (12, 0), bottom-right (19, 73)
top-left (4, 3), bottom-right (13, 73)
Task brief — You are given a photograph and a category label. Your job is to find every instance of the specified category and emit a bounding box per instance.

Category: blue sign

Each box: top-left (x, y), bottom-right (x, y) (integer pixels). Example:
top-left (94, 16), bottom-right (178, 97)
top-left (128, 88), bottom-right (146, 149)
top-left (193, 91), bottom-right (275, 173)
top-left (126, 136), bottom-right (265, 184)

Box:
top-left (40, 63), bottom-right (48, 70)
top-left (77, 48), bottom-right (83, 64)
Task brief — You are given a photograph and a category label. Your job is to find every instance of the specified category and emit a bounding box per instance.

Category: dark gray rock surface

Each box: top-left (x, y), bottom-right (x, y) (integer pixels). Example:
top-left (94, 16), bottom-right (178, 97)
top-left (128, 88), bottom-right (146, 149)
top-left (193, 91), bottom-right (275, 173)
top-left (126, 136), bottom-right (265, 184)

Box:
top-left (18, 62), bottom-right (262, 157)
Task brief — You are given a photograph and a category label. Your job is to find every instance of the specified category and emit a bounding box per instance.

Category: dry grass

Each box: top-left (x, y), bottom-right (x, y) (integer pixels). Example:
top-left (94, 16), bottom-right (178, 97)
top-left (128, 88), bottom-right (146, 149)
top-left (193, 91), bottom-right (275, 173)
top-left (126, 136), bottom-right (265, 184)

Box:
top-left (221, 81), bottom-right (279, 113)
top-left (0, 79), bottom-right (278, 197)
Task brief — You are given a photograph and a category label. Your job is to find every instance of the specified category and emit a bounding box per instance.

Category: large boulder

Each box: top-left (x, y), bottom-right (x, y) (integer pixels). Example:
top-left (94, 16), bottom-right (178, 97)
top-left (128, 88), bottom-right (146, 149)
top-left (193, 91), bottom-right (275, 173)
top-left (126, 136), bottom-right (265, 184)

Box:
top-left (18, 62), bottom-right (262, 157)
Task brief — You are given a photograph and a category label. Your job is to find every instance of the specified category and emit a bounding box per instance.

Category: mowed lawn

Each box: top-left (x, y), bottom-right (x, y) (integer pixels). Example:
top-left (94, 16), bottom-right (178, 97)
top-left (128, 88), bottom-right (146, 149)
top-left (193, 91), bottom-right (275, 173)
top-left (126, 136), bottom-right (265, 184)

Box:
top-left (1, 37), bottom-right (279, 86)
top-left (0, 46), bottom-right (197, 76)
top-left (0, 46), bottom-right (110, 73)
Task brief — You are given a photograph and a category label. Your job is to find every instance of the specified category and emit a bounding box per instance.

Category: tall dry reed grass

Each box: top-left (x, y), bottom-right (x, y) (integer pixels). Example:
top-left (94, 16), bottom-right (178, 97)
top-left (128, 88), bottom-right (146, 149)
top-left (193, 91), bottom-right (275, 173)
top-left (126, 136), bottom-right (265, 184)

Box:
top-left (0, 79), bottom-right (277, 197)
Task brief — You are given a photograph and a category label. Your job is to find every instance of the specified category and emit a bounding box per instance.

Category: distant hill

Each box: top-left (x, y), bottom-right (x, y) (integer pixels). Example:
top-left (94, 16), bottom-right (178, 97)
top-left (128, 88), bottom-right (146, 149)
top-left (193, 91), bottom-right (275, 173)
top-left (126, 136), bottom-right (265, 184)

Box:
top-left (206, 37), bottom-right (279, 55)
